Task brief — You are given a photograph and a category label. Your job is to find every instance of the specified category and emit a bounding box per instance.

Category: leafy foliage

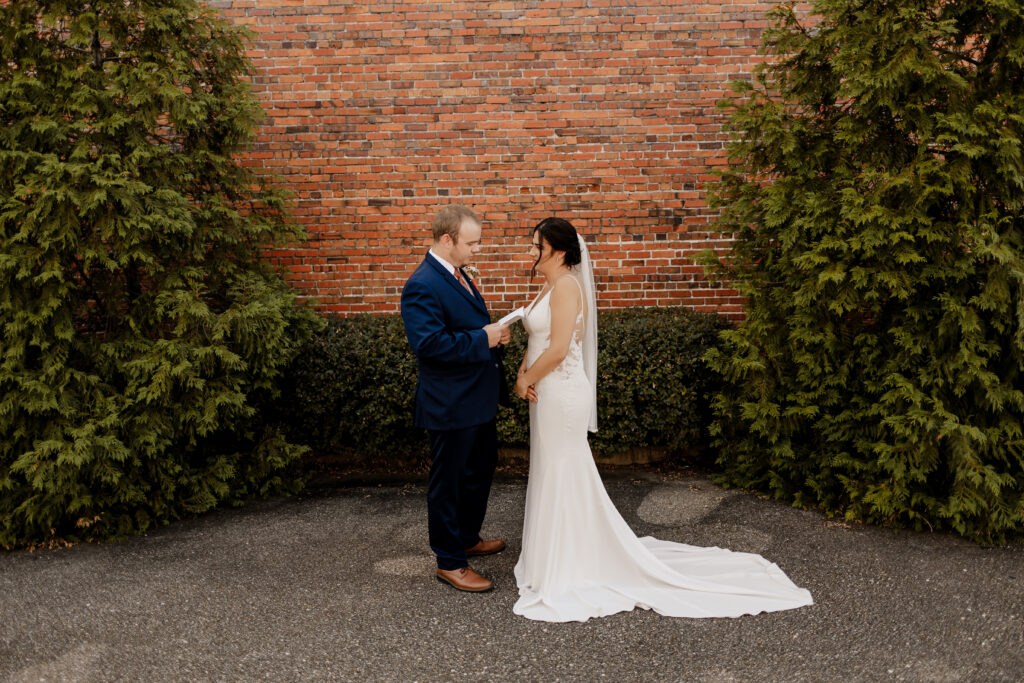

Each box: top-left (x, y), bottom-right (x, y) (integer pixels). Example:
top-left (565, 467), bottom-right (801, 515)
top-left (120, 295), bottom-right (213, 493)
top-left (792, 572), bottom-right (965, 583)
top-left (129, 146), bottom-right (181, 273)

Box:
top-left (0, 0), bottom-right (318, 549)
top-left (280, 308), bottom-right (729, 463)
top-left (706, 0), bottom-right (1024, 543)
top-left (276, 314), bottom-right (426, 463)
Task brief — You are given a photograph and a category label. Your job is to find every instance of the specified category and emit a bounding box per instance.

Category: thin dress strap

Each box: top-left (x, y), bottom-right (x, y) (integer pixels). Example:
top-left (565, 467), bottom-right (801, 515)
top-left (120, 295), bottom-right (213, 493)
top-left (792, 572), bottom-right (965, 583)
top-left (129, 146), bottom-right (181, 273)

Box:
top-left (567, 275), bottom-right (585, 326)
top-left (527, 274), bottom-right (586, 321)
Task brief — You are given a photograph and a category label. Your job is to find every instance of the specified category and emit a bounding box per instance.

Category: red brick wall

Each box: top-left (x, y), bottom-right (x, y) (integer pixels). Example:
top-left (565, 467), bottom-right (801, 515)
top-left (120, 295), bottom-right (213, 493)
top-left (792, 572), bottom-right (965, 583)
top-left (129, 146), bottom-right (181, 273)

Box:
top-left (208, 0), bottom-right (786, 320)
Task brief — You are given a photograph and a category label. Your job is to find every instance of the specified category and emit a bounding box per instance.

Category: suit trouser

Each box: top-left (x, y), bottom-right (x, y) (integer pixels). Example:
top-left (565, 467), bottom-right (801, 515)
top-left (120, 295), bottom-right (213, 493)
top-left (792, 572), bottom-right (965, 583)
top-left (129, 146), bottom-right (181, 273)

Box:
top-left (427, 419), bottom-right (498, 570)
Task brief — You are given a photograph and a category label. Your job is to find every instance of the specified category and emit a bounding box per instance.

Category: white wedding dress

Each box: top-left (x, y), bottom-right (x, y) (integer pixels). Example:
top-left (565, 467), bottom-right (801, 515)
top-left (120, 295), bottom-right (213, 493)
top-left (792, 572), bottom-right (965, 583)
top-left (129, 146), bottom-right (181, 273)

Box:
top-left (513, 277), bottom-right (814, 623)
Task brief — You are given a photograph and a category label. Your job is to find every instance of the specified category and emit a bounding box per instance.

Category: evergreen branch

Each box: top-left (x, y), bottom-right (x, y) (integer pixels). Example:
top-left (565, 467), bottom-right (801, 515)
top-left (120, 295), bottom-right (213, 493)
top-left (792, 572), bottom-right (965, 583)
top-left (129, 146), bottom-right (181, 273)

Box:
top-left (58, 44), bottom-right (135, 65)
top-left (935, 47), bottom-right (982, 68)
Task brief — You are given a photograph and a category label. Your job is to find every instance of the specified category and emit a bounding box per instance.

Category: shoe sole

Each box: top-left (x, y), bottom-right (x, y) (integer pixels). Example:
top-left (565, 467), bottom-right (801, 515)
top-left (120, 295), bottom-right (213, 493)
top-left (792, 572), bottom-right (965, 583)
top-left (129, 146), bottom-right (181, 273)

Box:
top-left (435, 573), bottom-right (494, 592)
top-left (465, 545), bottom-right (506, 557)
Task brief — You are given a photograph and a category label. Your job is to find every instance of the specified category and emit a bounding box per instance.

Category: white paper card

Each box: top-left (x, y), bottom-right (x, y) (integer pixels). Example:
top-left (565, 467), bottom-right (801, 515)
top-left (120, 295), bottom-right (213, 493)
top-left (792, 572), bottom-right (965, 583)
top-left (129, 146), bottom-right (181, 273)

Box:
top-left (498, 307), bottom-right (525, 326)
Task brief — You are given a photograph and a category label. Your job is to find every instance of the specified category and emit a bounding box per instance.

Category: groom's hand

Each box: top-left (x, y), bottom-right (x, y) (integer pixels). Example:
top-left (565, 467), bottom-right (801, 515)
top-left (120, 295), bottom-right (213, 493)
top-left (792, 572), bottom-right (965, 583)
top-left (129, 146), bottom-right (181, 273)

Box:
top-left (484, 323), bottom-right (510, 347)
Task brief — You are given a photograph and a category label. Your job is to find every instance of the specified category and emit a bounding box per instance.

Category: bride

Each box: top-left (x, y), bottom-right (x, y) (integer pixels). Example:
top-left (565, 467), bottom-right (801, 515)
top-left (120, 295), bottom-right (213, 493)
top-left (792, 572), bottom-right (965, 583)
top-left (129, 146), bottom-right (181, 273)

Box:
top-left (512, 217), bottom-right (814, 623)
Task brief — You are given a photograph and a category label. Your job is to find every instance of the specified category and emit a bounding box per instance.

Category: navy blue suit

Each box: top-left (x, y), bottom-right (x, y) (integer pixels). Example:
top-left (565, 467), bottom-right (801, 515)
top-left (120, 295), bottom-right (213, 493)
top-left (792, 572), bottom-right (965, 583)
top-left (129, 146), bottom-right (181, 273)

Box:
top-left (401, 253), bottom-right (502, 570)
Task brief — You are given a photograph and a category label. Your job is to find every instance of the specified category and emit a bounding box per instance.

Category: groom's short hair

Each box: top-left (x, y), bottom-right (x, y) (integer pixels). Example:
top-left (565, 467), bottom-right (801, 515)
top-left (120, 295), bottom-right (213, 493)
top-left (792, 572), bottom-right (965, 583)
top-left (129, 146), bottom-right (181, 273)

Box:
top-left (432, 205), bottom-right (479, 244)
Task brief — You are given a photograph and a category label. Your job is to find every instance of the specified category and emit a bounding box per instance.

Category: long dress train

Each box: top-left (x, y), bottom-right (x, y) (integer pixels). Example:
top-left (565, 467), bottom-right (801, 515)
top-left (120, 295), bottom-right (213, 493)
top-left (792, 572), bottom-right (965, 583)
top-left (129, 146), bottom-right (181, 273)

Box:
top-left (513, 278), bottom-right (814, 623)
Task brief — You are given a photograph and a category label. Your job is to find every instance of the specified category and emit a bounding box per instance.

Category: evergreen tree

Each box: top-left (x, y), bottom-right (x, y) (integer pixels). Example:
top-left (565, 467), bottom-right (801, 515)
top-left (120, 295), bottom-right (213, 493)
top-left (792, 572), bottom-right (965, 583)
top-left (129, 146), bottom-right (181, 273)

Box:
top-left (0, 0), bottom-right (319, 548)
top-left (707, 0), bottom-right (1024, 543)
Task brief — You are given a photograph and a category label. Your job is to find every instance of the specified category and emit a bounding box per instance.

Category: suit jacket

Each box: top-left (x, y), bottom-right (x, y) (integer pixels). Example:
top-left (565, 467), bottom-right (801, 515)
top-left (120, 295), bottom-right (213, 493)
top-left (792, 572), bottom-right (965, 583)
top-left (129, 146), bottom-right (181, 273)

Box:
top-left (401, 253), bottom-right (504, 431)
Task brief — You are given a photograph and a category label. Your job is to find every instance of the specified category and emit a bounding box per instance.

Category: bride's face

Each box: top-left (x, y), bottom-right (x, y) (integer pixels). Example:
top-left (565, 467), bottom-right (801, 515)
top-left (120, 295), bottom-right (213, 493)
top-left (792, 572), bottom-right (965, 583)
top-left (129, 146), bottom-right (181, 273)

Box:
top-left (528, 232), bottom-right (544, 264)
top-left (529, 232), bottom-right (562, 273)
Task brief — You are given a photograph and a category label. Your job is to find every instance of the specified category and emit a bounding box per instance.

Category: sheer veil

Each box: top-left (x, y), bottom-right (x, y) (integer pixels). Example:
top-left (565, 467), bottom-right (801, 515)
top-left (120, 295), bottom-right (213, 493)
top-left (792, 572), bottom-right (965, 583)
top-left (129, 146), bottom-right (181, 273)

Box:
top-left (573, 234), bottom-right (599, 433)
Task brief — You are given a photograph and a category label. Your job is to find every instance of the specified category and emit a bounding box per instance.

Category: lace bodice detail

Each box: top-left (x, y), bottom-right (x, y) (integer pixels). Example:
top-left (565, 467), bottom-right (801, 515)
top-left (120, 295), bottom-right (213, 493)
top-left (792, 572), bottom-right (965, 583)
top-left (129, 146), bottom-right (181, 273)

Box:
top-left (523, 277), bottom-right (586, 383)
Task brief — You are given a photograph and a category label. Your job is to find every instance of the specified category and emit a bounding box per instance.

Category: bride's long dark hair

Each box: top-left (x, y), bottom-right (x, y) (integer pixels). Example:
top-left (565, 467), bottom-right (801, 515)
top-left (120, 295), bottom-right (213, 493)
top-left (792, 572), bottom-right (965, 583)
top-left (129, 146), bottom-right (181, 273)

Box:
top-left (531, 217), bottom-right (581, 278)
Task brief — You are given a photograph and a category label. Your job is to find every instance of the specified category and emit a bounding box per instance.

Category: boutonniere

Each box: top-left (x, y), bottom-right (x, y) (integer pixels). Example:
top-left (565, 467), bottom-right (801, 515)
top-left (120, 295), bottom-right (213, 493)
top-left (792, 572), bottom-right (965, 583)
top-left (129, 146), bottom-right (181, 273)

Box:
top-left (463, 264), bottom-right (480, 281)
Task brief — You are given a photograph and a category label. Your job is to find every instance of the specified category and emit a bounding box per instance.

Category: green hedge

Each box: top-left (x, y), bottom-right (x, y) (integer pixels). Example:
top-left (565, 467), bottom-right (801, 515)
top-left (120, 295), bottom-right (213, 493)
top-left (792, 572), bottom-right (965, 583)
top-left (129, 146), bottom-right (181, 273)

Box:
top-left (0, 1), bottom-right (318, 550)
top-left (277, 307), bottom-right (731, 462)
top-left (703, 0), bottom-right (1024, 544)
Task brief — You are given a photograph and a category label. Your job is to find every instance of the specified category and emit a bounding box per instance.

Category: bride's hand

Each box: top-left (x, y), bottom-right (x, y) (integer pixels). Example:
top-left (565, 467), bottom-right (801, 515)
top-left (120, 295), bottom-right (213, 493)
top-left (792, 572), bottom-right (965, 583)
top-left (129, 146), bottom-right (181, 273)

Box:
top-left (514, 375), bottom-right (528, 399)
top-left (515, 375), bottom-right (538, 402)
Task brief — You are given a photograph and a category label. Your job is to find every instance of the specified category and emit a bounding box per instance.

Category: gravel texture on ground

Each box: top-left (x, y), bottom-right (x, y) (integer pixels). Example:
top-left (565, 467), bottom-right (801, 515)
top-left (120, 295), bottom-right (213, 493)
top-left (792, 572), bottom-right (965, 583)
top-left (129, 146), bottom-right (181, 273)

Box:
top-left (2, 470), bottom-right (1022, 682)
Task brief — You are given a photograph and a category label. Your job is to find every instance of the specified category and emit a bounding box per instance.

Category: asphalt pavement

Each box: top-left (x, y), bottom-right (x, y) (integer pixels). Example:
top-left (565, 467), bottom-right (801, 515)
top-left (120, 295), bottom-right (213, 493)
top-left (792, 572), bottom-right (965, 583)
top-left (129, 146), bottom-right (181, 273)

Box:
top-left (2, 470), bottom-right (1022, 682)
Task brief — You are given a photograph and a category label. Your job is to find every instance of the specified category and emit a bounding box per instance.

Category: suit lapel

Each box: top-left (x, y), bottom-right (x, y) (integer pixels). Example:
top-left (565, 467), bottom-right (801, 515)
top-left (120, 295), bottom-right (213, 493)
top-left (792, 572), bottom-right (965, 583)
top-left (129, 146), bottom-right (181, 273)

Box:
top-left (460, 269), bottom-right (488, 308)
top-left (423, 253), bottom-right (488, 315)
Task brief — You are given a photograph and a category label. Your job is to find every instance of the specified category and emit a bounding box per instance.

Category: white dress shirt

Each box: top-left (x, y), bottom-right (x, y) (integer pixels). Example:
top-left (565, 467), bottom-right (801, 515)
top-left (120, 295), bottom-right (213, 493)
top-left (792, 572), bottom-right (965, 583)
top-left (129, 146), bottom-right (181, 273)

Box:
top-left (429, 249), bottom-right (457, 276)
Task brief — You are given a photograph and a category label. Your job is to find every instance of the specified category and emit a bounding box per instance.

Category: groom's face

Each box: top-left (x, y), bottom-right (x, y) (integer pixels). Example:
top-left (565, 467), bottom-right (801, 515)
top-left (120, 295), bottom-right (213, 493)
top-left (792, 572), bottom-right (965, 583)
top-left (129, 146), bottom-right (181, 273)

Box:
top-left (448, 218), bottom-right (482, 268)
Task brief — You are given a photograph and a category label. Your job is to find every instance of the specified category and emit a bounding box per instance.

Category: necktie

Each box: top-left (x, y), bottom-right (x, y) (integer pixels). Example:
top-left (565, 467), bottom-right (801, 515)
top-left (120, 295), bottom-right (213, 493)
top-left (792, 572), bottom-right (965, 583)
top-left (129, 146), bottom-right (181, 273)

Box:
top-left (455, 269), bottom-right (473, 294)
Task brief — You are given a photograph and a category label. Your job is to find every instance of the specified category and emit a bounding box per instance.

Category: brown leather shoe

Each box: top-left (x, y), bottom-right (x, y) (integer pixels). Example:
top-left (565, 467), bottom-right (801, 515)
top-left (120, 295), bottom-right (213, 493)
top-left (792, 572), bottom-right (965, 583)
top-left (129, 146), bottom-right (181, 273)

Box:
top-left (436, 566), bottom-right (493, 592)
top-left (465, 538), bottom-right (506, 557)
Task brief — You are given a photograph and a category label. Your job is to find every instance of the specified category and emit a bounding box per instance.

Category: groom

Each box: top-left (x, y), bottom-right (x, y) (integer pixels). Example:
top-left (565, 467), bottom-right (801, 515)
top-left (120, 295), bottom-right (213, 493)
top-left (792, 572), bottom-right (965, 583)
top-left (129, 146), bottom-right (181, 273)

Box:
top-left (401, 205), bottom-right (509, 592)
